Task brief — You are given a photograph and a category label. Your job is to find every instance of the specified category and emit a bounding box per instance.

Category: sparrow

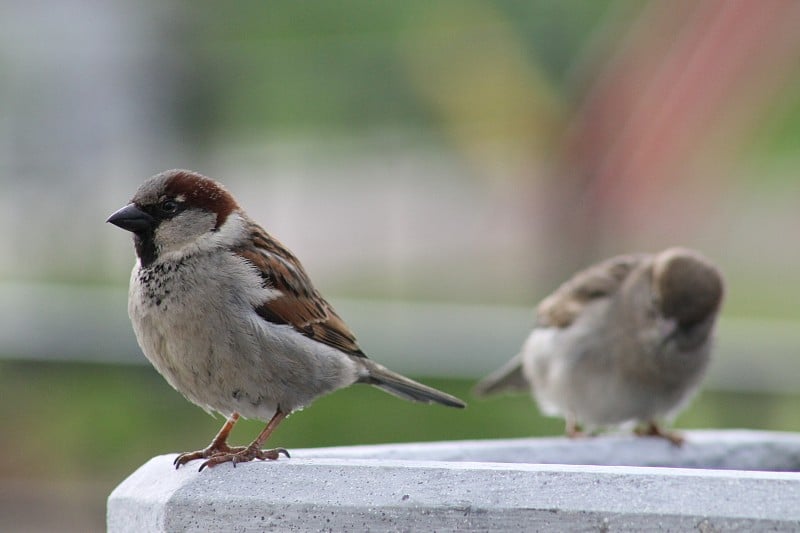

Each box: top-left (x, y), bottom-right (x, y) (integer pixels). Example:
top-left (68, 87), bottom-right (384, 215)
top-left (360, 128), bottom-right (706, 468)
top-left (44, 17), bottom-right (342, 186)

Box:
top-left (107, 169), bottom-right (465, 470)
top-left (474, 248), bottom-right (724, 445)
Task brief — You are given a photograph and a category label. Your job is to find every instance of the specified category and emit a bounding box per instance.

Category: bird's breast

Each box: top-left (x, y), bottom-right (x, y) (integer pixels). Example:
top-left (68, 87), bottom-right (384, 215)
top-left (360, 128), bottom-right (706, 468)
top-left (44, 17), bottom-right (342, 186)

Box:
top-left (126, 253), bottom-right (359, 419)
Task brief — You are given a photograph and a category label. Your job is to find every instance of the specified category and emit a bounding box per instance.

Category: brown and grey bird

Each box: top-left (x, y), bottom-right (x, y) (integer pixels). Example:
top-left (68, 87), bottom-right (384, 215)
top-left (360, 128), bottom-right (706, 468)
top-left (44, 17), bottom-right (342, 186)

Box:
top-left (107, 169), bottom-right (465, 470)
top-left (474, 248), bottom-right (724, 444)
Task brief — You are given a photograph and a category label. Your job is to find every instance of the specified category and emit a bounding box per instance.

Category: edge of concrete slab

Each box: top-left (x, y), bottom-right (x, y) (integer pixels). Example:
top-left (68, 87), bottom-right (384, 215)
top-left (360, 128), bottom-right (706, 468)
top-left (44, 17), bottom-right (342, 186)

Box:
top-left (107, 430), bottom-right (800, 532)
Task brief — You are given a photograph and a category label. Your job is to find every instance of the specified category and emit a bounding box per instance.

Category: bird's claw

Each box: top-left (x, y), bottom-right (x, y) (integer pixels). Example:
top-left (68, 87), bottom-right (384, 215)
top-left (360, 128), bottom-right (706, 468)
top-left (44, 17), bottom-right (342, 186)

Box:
top-left (174, 444), bottom-right (247, 469)
top-left (198, 447), bottom-right (290, 471)
top-left (635, 423), bottom-right (684, 446)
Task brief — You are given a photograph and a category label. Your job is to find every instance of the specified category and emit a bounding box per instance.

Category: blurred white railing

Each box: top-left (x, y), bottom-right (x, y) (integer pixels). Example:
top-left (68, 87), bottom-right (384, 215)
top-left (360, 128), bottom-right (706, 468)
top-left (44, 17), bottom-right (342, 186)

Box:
top-left (1, 282), bottom-right (798, 392)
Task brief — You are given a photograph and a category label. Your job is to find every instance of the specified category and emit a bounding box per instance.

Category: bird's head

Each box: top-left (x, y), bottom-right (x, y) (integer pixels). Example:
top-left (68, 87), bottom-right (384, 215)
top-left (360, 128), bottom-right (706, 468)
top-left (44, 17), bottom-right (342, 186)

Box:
top-left (652, 247), bottom-right (724, 329)
top-left (107, 169), bottom-right (242, 267)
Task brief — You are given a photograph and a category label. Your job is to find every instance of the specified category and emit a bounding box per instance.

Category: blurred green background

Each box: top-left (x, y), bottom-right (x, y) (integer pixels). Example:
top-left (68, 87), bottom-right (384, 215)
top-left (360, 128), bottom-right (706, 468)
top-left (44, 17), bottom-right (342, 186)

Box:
top-left (2, 1), bottom-right (800, 531)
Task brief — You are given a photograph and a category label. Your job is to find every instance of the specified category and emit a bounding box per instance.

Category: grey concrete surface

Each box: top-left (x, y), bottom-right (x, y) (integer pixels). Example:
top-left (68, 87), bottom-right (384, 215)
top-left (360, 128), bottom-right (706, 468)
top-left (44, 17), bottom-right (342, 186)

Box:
top-left (293, 429), bottom-right (800, 471)
top-left (108, 430), bottom-right (800, 531)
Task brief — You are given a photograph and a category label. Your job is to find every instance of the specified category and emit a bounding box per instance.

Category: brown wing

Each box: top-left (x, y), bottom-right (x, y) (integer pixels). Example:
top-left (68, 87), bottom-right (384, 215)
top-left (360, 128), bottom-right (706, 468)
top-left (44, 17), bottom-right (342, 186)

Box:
top-left (234, 223), bottom-right (366, 358)
top-left (536, 253), bottom-right (646, 328)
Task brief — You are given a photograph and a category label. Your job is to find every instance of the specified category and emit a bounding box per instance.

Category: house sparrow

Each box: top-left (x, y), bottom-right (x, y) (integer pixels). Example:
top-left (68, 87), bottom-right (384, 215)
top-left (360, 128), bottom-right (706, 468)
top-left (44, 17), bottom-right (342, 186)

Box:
top-left (107, 169), bottom-right (465, 470)
top-left (474, 248), bottom-right (724, 445)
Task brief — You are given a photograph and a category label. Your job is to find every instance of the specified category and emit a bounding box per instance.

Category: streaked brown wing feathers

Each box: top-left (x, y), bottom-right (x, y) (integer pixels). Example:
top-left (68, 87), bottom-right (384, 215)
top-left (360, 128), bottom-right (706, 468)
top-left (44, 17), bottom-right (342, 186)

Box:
top-left (234, 226), bottom-right (365, 357)
top-left (537, 254), bottom-right (644, 328)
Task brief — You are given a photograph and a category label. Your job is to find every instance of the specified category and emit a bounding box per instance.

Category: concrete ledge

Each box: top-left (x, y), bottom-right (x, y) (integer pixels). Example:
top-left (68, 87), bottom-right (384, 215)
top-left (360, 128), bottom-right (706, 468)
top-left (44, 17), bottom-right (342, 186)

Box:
top-left (108, 430), bottom-right (800, 532)
top-left (293, 429), bottom-right (800, 471)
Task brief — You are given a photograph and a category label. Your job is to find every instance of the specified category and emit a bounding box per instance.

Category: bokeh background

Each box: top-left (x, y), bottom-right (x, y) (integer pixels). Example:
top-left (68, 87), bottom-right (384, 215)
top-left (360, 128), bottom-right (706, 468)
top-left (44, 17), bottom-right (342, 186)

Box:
top-left (3, 1), bottom-right (800, 530)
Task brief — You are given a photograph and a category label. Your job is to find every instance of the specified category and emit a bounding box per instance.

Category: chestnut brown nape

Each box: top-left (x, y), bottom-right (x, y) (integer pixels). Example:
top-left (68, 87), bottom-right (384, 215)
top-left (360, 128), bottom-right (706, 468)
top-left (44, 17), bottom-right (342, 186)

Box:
top-left (656, 253), bottom-right (723, 327)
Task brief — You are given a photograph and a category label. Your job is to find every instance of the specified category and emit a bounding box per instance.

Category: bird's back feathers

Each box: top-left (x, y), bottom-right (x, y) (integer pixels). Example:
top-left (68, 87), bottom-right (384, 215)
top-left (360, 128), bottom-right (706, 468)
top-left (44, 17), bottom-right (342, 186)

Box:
top-left (536, 254), bottom-right (644, 328)
top-left (233, 220), bottom-right (366, 358)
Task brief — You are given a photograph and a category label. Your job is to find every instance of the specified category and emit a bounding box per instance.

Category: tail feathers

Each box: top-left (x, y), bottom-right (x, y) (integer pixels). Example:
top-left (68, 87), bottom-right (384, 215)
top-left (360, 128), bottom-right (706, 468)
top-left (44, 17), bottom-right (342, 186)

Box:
top-left (473, 353), bottom-right (529, 397)
top-left (361, 362), bottom-right (466, 408)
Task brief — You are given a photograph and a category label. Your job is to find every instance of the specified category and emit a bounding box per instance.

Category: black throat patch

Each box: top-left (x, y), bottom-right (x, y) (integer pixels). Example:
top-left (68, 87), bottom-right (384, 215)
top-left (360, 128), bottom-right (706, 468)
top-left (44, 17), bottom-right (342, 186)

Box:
top-left (134, 232), bottom-right (158, 268)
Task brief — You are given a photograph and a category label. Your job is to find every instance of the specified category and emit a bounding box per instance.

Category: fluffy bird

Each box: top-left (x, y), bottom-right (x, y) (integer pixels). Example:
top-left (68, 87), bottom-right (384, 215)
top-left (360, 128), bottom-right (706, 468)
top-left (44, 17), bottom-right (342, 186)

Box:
top-left (474, 248), bottom-right (723, 445)
top-left (107, 169), bottom-right (465, 470)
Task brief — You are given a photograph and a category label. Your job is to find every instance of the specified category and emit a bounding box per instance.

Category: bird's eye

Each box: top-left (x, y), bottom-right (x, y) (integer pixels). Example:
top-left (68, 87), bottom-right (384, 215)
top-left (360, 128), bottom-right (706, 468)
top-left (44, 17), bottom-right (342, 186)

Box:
top-left (160, 199), bottom-right (179, 214)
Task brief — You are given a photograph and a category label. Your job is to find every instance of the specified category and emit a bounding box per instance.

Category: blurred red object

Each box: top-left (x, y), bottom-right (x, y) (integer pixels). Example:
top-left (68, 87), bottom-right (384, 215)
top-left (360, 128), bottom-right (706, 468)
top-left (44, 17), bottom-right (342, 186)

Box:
top-left (553, 0), bottom-right (800, 255)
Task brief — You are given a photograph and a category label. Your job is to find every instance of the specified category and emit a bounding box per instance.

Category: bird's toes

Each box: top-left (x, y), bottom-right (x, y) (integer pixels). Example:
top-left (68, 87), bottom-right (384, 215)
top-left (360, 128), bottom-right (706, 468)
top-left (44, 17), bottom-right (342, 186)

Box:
top-left (174, 444), bottom-right (248, 469)
top-left (634, 423), bottom-right (685, 446)
top-left (174, 450), bottom-right (206, 469)
top-left (255, 447), bottom-right (290, 460)
top-left (197, 447), bottom-right (289, 471)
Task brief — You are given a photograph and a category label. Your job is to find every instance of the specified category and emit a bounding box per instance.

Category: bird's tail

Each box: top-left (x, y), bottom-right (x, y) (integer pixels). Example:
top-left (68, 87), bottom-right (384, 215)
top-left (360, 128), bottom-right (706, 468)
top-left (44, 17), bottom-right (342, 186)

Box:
top-left (472, 353), bottom-right (529, 397)
top-left (359, 361), bottom-right (466, 408)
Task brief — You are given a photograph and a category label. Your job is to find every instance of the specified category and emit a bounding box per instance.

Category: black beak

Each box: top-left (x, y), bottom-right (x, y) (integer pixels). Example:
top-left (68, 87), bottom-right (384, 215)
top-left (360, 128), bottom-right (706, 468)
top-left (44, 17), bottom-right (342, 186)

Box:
top-left (106, 203), bottom-right (155, 233)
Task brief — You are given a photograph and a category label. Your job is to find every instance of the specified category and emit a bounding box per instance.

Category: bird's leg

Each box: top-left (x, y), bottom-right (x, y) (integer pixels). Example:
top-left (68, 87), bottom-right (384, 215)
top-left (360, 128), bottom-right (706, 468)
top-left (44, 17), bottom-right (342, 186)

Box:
top-left (199, 409), bottom-right (290, 471)
top-left (634, 421), bottom-right (684, 446)
top-left (565, 414), bottom-right (586, 439)
top-left (174, 412), bottom-right (246, 469)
